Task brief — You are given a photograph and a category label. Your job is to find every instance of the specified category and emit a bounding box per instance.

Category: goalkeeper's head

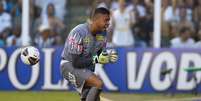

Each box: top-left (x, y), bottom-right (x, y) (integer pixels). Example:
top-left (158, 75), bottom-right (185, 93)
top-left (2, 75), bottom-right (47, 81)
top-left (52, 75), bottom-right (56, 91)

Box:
top-left (90, 7), bottom-right (110, 33)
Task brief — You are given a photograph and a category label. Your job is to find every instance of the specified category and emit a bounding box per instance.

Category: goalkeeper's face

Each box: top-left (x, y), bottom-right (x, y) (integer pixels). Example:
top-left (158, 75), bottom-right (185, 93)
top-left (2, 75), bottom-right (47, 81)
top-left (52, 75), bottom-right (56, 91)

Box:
top-left (96, 14), bottom-right (110, 31)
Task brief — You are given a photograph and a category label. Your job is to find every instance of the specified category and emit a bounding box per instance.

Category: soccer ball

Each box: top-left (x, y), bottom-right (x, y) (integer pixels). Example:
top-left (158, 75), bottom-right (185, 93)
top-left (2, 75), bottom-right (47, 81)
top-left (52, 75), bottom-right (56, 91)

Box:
top-left (20, 46), bottom-right (40, 65)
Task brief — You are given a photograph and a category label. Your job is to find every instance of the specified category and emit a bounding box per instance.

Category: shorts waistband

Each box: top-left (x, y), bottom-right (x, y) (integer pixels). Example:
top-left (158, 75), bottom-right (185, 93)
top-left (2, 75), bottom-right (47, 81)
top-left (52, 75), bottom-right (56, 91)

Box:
top-left (60, 59), bottom-right (70, 65)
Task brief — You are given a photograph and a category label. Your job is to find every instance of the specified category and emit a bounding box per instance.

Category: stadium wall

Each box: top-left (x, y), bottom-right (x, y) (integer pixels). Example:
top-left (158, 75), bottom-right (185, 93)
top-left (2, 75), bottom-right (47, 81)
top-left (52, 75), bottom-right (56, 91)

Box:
top-left (0, 46), bottom-right (201, 93)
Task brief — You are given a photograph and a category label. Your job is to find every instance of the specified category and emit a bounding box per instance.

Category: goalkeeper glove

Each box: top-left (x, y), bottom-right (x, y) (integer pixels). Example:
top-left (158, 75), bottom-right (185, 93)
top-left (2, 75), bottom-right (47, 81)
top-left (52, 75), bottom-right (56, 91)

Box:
top-left (109, 50), bottom-right (118, 63)
top-left (93, 51), bottom-right (109, 64)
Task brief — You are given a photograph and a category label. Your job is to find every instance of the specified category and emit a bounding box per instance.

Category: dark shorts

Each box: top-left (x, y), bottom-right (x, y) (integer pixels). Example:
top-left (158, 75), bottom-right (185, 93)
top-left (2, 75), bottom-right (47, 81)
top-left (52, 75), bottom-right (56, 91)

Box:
top-left (60, 60), bottom-right (93, 93)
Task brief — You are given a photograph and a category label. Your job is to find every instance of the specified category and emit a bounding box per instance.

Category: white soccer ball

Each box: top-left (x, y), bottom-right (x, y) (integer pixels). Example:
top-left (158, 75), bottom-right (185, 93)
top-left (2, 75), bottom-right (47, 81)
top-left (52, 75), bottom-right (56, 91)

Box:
top-left (20, 46), bottom-right (40, 65)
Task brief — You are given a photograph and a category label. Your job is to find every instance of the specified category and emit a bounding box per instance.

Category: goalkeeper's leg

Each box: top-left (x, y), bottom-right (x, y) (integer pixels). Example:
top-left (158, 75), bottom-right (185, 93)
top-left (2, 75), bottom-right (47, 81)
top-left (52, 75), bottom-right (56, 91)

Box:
top-left (81, 87), bottom-right (100, 101)
top-left (84, 74), bottom-right (103, 101)
top-left (80, 87), bottom-right (90, 101)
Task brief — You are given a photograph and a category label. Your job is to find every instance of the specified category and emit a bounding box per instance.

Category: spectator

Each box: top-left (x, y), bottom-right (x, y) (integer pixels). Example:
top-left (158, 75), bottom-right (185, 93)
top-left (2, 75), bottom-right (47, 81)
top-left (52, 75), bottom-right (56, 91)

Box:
top-left (169, 22), bottom-right (179, 38)
top-left (111, 0), bottom-right (135, 47)
top-left (170, 27), bottom-right (195, 48)
top-left (44, 3), bottom-right (65, 33)
top-left (3, 0), bottom-right (15, 13)
top-left (143, 0), bottom-right (153, 46)
top-left (0, 35), bottom-right (5, 47)
top-left (35, 0), bottom-right (67, 21)
top-left (110, 0), bottom-right (119, 11)
top-left (32, 5), bottom-right (42, 39)
top-left (171, 0), bottom-right (192, 22)
top-left (127, 0), bottom-right (147, 19)
top-left (11, 0), bottom-right (22, 17)
top-left (176, 6), bottom-right (195, 37)
top-left (6, 25), bottom-right (22, 47)
top-left (134, 27), bottom-right (148, 47)
top-left (185, 0), bottom-right (194, 9)
top-left (0, 28), bottom-right (10, 47)
top-left (10, 0), bottom-right (22, 30)
top-left (194, 29), bottom-right (201, 48)
top-left (132, 0), bottom-right (153, 47)
top-left (177, 6), bottom-right (194, 28)
top-left (183, 0), bottom-right (193, 21)
top-left (34, 24), bottom-right (54, 47)
top-left (161, 0), bottom-right (177, 23)
top-left (193, 0), bottom-right (201, 30)
top-left (0, 1), bottom-right (12, 34)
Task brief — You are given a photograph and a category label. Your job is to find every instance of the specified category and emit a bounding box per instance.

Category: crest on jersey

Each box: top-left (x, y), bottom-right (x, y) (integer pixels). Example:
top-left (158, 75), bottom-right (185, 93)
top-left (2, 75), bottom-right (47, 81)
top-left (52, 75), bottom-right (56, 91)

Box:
top-left (83, 37), bottom-right (91, 44)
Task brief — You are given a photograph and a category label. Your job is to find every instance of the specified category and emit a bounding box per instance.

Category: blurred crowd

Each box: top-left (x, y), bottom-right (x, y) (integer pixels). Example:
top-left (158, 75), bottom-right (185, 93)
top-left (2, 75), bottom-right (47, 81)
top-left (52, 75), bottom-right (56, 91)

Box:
top-left (90, 0), bottom-right (153, 48)
top-left (0, 0), bottom-right (201, 48)
top-left (0, 0), bottom-right (67, 47)
top-left (91, 0), bottom-right (201, 48)
top-left (161, 0), bottom-right (201, 48)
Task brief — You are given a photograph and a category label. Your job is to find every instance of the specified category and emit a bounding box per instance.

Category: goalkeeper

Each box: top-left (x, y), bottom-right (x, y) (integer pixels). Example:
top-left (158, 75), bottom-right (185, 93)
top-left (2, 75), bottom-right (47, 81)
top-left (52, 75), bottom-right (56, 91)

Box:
top-left (60, 7), bottom-right (118, 101)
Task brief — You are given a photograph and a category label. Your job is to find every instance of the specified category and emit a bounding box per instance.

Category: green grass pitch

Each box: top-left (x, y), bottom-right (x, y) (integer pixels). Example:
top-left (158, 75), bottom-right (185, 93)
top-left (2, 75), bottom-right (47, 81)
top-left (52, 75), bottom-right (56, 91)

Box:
top-left (0, 91), bottom-right (201, 101)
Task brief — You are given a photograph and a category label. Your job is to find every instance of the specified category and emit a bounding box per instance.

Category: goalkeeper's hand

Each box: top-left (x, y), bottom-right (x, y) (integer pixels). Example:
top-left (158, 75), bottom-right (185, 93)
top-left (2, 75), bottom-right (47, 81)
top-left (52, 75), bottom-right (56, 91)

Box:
top-left (109, 50), bottom-right (118, 63)
top-left (93, 51), bottom-right (109, 64)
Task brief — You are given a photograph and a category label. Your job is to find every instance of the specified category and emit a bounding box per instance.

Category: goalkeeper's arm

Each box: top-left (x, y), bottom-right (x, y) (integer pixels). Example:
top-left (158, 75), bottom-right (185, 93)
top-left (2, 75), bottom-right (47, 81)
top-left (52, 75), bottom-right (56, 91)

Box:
top-left (71, 51), bottom-right (109, 69)
top-left (71, 49), bottom-right (118, 68)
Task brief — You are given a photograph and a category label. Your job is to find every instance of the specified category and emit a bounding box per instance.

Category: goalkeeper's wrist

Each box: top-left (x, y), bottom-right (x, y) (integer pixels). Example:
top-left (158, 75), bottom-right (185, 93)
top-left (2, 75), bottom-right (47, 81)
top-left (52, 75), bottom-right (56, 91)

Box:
top-left (92, 55), bottom-right (109, 64)
top-left (92, 55), bottom-right (98, 64)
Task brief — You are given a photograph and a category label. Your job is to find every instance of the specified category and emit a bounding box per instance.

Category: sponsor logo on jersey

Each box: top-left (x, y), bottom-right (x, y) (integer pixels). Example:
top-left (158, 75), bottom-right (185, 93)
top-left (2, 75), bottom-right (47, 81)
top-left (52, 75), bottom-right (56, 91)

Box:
top-left (68, 36), bottom-right (83, 52)
top-left (96, 35), bottom-right (104, 41)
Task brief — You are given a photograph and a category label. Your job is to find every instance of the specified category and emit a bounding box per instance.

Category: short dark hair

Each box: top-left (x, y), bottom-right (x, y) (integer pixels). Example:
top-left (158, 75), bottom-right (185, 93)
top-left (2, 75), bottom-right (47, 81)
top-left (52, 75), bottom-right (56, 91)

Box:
top-left (92, 7), bottom-right (110, 18)
top-left (180, 27), bottom-right (190, 34)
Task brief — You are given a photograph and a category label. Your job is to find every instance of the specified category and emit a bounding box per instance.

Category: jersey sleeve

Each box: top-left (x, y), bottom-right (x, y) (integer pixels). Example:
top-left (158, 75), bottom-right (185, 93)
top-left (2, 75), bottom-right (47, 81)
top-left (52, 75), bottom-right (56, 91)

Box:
top-left (68, 31), bottom-right (95, 68)
top-left (66, 30), bottom-right (84, 55)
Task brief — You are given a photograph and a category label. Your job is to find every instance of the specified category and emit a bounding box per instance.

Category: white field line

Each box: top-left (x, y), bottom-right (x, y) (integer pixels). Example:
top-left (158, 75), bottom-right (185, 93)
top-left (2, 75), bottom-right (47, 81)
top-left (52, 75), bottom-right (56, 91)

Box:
top-left (100, 96), bottom-right (114, 101)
